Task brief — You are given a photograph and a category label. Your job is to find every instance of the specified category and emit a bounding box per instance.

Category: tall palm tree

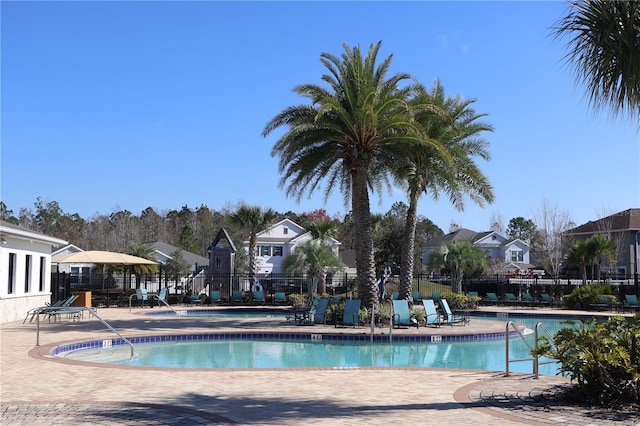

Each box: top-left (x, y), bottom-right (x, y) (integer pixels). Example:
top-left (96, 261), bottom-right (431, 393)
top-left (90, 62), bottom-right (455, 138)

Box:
top-left (124, 243), bottom-right (158, 289)
top-left (229, 204), bottom-right (278, 281)
top-left (396, 80), bottom-right (494, 299)
top-left (263, 41), bottom-right (425, 308)
top-left (553, 0), bottom-right (640, 120)
top-left (427, 241), bottom-right (487, 294)
top-left (282, 240), bottom-right (343, 296)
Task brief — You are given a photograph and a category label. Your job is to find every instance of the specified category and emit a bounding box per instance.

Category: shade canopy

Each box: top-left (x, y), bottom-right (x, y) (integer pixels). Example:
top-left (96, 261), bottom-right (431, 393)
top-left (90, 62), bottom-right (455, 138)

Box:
top-left (52, 250), bottom-right (158, 265)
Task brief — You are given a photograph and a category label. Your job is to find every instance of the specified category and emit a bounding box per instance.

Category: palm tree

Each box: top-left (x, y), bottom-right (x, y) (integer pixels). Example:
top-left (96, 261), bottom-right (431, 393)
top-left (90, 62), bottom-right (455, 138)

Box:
top-left (396, 80), bottom-right (494, 299)
top-left (587, 234), bottom-right (616, 281)
top-left (263, 41), bottom-right (425, 308)
top-left (306, 219), bottom-right (337, 241)
top-left (566, 239), bottom-right (593, 284)
top-left (553, 0), bottom-right (640, 120)
top-left (282, 240), bottom-right (343, 296)
top-left (229, 204), bottom-right (278, 281)
top-left (427, 241), bottom-right (487, 294)
top-left (124, 243), bottom-right (158, 289)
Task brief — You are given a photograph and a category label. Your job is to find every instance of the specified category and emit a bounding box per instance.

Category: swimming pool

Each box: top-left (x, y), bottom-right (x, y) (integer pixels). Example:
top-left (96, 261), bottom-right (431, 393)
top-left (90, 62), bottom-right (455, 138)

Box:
top-left (56, 315), bottom-right (577, 375)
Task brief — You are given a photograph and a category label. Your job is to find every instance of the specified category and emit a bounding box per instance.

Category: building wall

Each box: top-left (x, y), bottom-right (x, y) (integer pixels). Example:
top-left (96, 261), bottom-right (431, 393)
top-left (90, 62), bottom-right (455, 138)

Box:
top-left (1, 239), bottom-right (54, 323)
top-left (0, 226), bottom-right (67, 323)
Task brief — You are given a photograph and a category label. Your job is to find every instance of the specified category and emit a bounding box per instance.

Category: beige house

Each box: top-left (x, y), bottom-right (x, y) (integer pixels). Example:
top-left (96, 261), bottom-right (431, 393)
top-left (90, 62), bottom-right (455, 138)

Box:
top-left (0, 221), bottom-right (67, 323)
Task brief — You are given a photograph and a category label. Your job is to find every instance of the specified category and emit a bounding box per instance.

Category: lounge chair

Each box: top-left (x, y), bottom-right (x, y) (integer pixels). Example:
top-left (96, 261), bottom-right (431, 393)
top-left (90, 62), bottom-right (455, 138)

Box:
top-left (391, 299), bottom-right (418, 329)
top-left (421, 299), bottom-right (442, 327)
top-left (252, 290), bottom-right (266, 304)
top-left (295, 297), bottom-right (329, 325)
top-left (335, 299), bottom-right (361, 328)
top-left (431, 292), bottom-right (442, 304)
top-left (209, 290), bottom-right (222, 304)
top-left (290, 296), bottom-right (319, 323)
top-left (412, 291), bottom-right (422, 302)
top-left (135, 289), bottom-right (149, 308)
top-left (623, 294), bottom-right (640, 312)
top-left (311, 298), bottom-right (330, 324)
top-left (468, 291), bottom-right (479, 298)
top-left (522, 293), bottom-right (543, 307)
top-left (503, 293), bottom-right (520, 306)
top-left (391, 291), bottom-right (400, 300)
top-left (231, 290), bottom-right (244, 304)
top-left (440, 299), bottom-right (467, 325)
top-left (24, 295), bottom-right (77, 323)
top-left (589, 296), bottom-right (615, 311)
top-left (540, 293), bottom-right (556, 307)
top-left (273, 292), bottom-right (287, 305)
top-left (483, 292), bottom-right (500, 305)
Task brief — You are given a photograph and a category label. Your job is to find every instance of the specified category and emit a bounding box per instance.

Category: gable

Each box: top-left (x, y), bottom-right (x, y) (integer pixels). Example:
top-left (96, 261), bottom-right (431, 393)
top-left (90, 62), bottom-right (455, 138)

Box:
top-left (256, 218), bottom-right (307, 243)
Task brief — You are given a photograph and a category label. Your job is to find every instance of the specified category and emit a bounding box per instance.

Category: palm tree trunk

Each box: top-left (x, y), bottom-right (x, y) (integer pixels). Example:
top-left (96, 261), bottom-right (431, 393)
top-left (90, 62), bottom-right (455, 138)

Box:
top-left (352, 169), bottom-right (378, 308)
top-left (399, 191), bottom-right (419, 300)
top-left (248, 235), bottom-right (257, 282)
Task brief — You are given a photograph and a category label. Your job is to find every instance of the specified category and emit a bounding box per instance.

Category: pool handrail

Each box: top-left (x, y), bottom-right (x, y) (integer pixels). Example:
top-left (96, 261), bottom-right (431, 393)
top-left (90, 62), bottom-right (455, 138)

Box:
top-left (505, 321), bottom-right (557, 379)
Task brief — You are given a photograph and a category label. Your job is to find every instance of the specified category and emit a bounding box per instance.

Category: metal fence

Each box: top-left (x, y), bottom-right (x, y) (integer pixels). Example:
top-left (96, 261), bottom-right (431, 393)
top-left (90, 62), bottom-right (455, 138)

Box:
top-left (53, 270), bottom-right (639, 304)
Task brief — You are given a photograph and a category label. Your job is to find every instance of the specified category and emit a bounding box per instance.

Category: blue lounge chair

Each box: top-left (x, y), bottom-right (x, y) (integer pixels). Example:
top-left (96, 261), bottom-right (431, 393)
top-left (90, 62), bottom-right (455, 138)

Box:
top-left (540, 293), bottom-right (556, 307)
top-left (412, 291), bottom-right (422, 302)
top-left (209, 290), bottom-right (222, 303)
top-left (440, 299), bottom-right (467, 325)
top-left (135, 289), bottom-right (149, 308)
top-left (335, 299), bottom-right (361, 328)
top-left (253, 290), bottom-right (266, 304)
top-left (431, 292), bottom-right (441, 304)
top-left (624, 294), bottom-right (640, 312)
top-left (231, 290), bottom-right (244, 304)
top-left (291, 296), bottom-right (319, 323)
top-left (468, 291), bottom-right (479, 298)
top-left (311, 298), bottom-right (330, 324)
top-left (274, 292), bottom-right (287, 304)
top-left (392, 299), bottom-right (418, 329)
top-left (484, 292), bottom-right (500, 305)
top-left (25, 295), bottom-right (78, 323)
top-left (421, 299), bottom-right (442, 327)
top-left (503, 293), bottom-right (520, 305)
top-left (391, 291), bottom-right (400, 300)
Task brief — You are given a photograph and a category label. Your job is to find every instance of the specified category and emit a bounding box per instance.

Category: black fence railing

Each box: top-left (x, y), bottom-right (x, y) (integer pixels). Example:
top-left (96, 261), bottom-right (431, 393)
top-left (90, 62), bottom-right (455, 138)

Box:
top-left (52, 270), bottom-right (639, 305)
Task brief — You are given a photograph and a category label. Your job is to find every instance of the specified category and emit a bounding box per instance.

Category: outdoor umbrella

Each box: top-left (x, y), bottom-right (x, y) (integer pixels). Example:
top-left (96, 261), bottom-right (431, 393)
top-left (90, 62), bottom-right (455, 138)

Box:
top-left (52, 250), bottom-right (159, 294)
top-left (52, 250), bottom-right (158, 265)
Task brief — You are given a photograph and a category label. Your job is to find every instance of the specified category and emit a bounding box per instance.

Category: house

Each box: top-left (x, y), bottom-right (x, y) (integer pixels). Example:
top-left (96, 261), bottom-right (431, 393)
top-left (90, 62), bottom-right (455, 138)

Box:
top-left (247, 218), bottom-right (341, 274)
top-left (0, 221), bottom-right (68, 323)
top-left (147, 241), bottom-right (209, 272)
top-left (563, 208), bottom-right (640, 278)
top-left (421, 228), bottom-right (533, 275)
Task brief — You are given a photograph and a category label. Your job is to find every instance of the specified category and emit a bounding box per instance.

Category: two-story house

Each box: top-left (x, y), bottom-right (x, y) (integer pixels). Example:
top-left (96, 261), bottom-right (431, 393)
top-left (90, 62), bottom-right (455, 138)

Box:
top-left (422, 228), bottom-right (533, 275)
top-left (246, 218), bottom-right (341, 275)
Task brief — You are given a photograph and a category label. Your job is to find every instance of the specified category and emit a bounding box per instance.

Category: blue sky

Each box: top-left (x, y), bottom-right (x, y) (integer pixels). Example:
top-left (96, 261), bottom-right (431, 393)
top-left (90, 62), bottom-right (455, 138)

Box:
top-left (2, 1), bottom-right (638, 233)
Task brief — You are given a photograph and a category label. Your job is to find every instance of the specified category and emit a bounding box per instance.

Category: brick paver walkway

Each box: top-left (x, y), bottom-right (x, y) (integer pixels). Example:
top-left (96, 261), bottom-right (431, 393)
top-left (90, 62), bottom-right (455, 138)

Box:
top-left (2, 306), bottom-right (638, 425)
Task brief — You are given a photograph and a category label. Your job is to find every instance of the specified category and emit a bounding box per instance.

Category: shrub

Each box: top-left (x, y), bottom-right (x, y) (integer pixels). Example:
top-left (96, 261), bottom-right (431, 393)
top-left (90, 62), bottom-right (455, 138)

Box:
top-left (446, 293), bottom-right (481, 310)
top-left (562, 284), bottom-right (613, 309)
top-left (287, 293), bottom-right (306, 309)
top-left (534, 314), bottom-right (640, 407)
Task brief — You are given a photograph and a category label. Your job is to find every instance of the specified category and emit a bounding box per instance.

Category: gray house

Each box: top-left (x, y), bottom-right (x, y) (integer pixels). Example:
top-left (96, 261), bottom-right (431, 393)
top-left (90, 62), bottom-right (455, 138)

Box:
top-left (422, 228), bottom-right (533, 275)
top-left (563, 208), bottom-right (640, 278)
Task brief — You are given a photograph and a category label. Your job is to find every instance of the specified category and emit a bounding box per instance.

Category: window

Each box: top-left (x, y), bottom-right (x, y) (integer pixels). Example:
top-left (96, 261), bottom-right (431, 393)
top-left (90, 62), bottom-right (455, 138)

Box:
top-left (39, 256), bottom-right (46, 292)
top-left (8, 252), bottom-right (16, 294)
top-left (510, 250), bottom-right (523, 262)
top-left (283, 227), bottom-right (288, 235)
top-left (25, 255), bottom-right (32, 293)
top-left (260, 246), bottom-right (271, 256)
top-left (272, 246), bottom-right (283, 256)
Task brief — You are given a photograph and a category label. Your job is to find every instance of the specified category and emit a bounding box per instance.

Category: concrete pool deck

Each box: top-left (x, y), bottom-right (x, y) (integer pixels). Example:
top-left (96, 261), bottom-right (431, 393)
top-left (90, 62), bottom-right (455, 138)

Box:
top-left (1, 305), bottom-right (638, 425)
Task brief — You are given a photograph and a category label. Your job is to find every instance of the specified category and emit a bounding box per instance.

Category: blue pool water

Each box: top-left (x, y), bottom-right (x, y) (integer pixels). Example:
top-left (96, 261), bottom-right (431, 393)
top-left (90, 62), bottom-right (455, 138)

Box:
top-left (59, 315), bottom-right (583, 375)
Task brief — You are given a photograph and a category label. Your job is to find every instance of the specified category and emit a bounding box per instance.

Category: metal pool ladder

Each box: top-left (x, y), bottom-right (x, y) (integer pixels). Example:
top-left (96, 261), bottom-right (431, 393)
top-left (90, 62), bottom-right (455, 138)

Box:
top-left (35, 306), bottom-right (135, 358)
top-left (505, 321), bottom-right (556, 379)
